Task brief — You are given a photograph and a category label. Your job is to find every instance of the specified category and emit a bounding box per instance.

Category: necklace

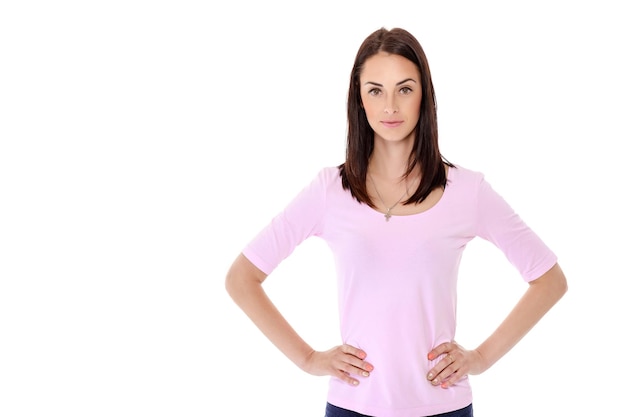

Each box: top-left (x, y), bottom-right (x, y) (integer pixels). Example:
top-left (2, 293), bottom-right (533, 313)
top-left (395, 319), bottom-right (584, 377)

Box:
top-left (369, 174), bottom-right (418, 222)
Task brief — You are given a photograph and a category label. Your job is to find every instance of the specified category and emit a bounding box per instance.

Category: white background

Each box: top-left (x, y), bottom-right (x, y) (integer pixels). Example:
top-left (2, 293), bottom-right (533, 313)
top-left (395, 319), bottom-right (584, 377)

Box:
top-left (1, 1), bottom-right (624, 416)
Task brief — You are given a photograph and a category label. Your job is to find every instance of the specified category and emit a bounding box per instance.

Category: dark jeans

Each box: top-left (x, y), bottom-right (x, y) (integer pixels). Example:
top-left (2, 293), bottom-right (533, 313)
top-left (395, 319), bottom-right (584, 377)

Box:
top-left (325, 402), bottom-right (473, 417)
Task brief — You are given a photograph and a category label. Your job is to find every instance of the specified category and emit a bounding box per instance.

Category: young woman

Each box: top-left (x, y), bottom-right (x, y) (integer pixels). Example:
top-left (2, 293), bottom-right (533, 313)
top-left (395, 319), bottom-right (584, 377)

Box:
top-left (225, 27), bottom-right (567, 417)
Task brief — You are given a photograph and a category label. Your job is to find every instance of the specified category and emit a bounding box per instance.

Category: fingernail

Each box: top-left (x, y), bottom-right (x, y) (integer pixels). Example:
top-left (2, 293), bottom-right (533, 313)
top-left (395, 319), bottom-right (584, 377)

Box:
top-left (427, 373), bottom-right (433, 380)
top-left (428, 353), bottom-right (434, 360)
top-left (365, 364), bottom-right (373, 371)
top-left (441, 382), bottom-right (448, 389)
top-left (362, 371), bottom-right (369, 377)
top-left (432, 378), bottom-right (439, 385)
top-left (352, 380), bottom-right (359, 386)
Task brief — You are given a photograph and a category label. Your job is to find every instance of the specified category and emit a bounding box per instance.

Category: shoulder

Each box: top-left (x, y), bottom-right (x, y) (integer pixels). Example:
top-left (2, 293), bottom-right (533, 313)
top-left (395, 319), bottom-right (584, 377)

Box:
top-left (447, 164), bottom-right (486, 188)
top-left (309, 165), bottom-right (342, 189)
top-left (292, 166), bottom-right (342, 201)
top-left (445, 164), bottom-right (503, 207)
top-left (318, 165), bottom-right (341, 181)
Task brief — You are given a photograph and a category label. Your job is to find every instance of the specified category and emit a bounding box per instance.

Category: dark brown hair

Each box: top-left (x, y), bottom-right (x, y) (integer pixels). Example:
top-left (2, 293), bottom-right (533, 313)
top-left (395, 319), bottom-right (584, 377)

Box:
top-left (339, 27), bottom-right (453, 207)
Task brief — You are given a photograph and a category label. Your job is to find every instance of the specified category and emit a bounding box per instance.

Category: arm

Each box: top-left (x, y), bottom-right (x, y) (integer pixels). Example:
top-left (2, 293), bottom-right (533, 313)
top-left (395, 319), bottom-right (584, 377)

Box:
top-left (427, 262), bottom-right (568, 387)
top-left (225, 253), bottom-right (374, 385)
top-left (225, 253), bottom-right (315, 369)
top-left (474, 262), bottom-right (567, 369)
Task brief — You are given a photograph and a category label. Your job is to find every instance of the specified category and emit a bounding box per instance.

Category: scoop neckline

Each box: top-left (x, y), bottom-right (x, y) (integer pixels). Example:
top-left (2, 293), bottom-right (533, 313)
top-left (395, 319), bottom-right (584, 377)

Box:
top-left (366, 165), bottom-right (455, 221)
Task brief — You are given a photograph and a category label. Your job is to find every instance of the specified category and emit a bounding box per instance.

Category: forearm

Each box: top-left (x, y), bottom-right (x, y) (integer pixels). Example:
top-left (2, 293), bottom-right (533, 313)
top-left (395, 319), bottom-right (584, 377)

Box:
top-left (226, 256), bottom-right (314, 370)
top-left (475, 263), bottom-right (567, 371)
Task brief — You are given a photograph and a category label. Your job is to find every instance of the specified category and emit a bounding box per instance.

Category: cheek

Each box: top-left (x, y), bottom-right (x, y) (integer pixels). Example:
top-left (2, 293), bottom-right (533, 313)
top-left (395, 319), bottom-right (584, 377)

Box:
top-left (407, 99), bottom-right (421, 120)
top-left (363, 107), bottom-right (379, 128)
top-left (413, 95), bottom-right (423, 113)
top-left (361, 98), bottom-right (379, 119)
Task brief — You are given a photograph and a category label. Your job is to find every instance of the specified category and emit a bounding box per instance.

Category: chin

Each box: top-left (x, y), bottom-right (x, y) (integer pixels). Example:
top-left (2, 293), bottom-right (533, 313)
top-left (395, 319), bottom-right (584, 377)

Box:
top-left (379, 135), bottom-right (412, 143)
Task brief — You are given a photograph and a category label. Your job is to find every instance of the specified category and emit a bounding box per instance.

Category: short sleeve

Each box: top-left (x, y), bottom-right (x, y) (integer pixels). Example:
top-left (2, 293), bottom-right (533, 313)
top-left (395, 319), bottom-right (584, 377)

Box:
top-left (474, 175), bottom-right (557, 282)
top-left (242, 169), bottom-right (328, 275)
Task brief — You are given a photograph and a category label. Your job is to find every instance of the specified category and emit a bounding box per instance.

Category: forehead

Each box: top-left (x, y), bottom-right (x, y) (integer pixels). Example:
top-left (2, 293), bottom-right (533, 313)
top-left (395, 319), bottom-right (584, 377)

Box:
top-left (360, 52), bottom-right (420, 83)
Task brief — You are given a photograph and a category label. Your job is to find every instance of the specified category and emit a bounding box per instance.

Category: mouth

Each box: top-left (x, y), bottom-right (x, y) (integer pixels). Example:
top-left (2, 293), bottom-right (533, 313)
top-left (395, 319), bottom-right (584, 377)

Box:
top-left (381, 120), bottom-right (403, 128)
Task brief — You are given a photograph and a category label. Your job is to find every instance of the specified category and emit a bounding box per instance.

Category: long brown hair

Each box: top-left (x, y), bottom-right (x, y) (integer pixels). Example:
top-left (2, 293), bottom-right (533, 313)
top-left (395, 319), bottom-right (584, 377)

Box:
top-left (339, 27), bottom-right (453, 207)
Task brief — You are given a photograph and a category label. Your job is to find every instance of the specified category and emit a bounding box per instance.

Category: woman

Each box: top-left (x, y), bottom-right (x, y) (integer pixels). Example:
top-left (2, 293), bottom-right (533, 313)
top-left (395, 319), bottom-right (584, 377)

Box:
top-left (225, 27), bottom-right (567, 417)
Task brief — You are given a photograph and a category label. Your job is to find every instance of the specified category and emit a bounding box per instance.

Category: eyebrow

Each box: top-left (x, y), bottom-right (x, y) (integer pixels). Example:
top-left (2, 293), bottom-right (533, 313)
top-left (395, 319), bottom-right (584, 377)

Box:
top-left (363, 78), bottom-right (417, 87)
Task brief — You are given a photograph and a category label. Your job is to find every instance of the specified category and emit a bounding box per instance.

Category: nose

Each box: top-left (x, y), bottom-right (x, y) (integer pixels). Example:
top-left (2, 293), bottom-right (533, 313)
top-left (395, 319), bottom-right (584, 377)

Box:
top-left (384, 96), bottom-right (398, 114)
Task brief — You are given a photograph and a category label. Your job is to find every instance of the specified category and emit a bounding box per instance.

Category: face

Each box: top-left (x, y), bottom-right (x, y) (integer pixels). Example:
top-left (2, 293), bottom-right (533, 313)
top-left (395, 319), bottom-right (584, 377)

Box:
top-left (360, 52), bottom-right (422, 144)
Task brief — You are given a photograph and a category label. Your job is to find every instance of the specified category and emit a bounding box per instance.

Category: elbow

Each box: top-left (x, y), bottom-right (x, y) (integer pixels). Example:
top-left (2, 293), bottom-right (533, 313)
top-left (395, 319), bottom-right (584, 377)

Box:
top-left (559, 269), bottom-right (568, 292)
top-left (546, 262), bottom-right (568, 301)
top-left (225, 273), bottom-right (248, 308)
top-left (224, 273), bottom-right (233, 298)
top-left (557, 273), bottom-right (568, 299)
top-left (225, 268), bottom-right (242, 301)
top-left (551, 275), bottom-right (568, 304)
top-left (224, 253), bottom-right (266, 302)
top-left (530, 262), bottom-right (568, 302)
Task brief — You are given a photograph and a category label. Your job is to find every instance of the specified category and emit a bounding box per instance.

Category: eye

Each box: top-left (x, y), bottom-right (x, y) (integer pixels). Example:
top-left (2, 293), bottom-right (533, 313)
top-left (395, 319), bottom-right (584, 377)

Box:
top-left (368, 88), bottom-right (382, 96)
top-left (399, 86), bottom-right (413, 95)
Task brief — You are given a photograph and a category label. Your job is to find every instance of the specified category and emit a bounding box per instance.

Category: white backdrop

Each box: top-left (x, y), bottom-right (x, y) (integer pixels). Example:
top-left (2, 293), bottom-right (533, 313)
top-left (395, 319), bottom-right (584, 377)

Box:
top-left (1, 1), bottom-right (624, 416)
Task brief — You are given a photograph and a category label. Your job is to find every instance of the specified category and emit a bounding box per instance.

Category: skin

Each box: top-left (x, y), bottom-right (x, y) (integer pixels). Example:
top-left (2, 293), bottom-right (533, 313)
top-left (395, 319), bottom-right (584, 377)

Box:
top-left (360, 52), bottom-right (443, 216)
top-left (362, 52), bottom-right (422, 208)
top-left (225, 52), bottom-right (568, 389)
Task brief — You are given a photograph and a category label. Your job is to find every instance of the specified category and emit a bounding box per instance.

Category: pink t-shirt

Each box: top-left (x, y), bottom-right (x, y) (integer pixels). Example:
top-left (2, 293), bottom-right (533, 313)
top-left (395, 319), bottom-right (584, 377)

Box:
top-left (242, 165), bottom-right (557, 417)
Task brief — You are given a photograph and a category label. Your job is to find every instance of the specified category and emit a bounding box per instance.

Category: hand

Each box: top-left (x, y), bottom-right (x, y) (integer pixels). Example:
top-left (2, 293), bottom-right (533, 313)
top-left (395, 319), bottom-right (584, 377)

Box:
top-left (426, 341), bottom-right (485, 389)
top-left (302, 344), bottom-right (374, 386)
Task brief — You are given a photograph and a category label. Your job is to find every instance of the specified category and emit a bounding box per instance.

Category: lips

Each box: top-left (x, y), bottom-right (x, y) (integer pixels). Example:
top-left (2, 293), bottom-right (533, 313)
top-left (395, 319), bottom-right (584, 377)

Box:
top-left (381, 120), bottom-right (403, 128)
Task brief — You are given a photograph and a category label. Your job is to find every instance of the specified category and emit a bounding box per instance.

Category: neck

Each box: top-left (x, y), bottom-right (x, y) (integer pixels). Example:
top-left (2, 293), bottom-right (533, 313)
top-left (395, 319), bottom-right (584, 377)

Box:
top-left (368, 132), bottom-right (417, 179)
top-left (368, 147), bottom-right (415, 182)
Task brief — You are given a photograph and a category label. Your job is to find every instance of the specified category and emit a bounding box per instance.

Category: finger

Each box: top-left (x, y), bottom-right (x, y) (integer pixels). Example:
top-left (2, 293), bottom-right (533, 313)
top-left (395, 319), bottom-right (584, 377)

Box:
top-left (342, 354), bottom-right (375, 373)
top-left (441, 364), bottom-right (469, 388)
top-left (331, 369), bottom-right (361, 386)
top-left (427, 342), bottom-right (454, 361)
top-left (337, 365), bottom-right (372, 386)
top-left (433, 358), bottom-right (458, 385)
top-left (441, 371), bottom-right (463, 389)
top-left (426, 353), bottom-right (456, 384)
top-left (341, 344), bottom-right (374, 374)
top-left (440, 356), bottom-right (469, 388)
top-left (336, 355), bottom-right (373, 377)
top-left (342, 344), bottom-right (367, 360)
